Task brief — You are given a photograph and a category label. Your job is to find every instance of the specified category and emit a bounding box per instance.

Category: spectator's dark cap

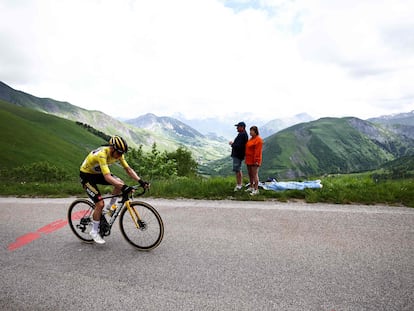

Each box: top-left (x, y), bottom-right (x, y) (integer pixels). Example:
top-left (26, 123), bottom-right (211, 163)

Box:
top-left (234, 121), bottom-right (246, 128)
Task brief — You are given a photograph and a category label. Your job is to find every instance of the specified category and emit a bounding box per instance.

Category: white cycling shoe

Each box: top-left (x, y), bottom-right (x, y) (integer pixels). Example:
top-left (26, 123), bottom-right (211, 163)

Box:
top-left (89, 231), bottom-right (106, 244)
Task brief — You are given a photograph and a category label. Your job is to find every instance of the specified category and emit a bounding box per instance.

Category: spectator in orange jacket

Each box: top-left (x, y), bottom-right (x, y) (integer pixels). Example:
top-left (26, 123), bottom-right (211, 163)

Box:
top-left (245, 126), bottom-right (263, 195)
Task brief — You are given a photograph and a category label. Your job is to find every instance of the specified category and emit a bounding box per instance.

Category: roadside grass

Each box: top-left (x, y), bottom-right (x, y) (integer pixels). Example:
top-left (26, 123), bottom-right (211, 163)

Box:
top-left (0, 181), bottom-right (82, 198)
top-left (1, 174), bottom-right (413, 207)
top-left (315, 174), bottom-right (414, 206)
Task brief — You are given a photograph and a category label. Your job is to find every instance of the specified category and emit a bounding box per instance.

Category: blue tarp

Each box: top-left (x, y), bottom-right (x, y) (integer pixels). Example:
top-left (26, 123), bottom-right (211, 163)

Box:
top-left (259, 179), bottom-right (323, 191)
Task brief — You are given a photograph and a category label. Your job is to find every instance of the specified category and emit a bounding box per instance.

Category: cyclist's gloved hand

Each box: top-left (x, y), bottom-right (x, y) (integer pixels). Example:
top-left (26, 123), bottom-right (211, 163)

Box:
top-left (121, 184), bottom-right (134, 195)
top-left (139, 179), bottom-right (150, 188)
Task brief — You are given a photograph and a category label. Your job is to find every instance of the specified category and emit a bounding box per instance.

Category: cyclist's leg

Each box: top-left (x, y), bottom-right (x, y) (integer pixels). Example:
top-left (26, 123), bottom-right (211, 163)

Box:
top-left (80, 173), bottom-right (107, 243)
top-left (111, 174), bottom-right (124, 195)
top-left (80, 174), bottom-right (105, 217)
top-left (100, 174), bottom-right (125, 210)
top-left (80, 173), bottom-right (123, 217)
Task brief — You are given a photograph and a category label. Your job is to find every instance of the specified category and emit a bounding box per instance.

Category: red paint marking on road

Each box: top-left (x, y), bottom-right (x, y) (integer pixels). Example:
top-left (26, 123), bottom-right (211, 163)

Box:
top-left (37, 219), bottom-right (68, 234)
top-left (8, 232), bottom-right (42, 251)
top-left (8, 218), bottom-right (69, 251)
top-left (71, 210), bottom-right (90, 220)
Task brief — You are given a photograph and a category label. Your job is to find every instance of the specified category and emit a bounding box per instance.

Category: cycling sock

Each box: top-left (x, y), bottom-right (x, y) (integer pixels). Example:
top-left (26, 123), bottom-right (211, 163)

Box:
top-left (92, 220), bottom-right (100, 233)
top-left (106, 197), bottom-right (117, 209)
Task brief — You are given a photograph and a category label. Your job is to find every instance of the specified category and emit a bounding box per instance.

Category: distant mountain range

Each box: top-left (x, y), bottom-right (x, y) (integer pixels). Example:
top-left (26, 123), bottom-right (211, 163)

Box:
top-left (126, 113), bottom-right (205, 140)
top-left (260, 113), bottom-right (314, 138)
top-left (173, 112), bottom-right (314, 139)
top-left (368, 112), bottom-right (414, 141)
top-left (1, 80), bottom-right (413, 178)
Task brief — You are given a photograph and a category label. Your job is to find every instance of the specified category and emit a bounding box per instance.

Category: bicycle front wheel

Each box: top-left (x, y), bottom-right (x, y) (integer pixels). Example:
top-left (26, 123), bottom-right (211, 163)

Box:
top-left (67, 199), bottom-right (95, 243)
top-left (119, 201), bottom-right (164, 251)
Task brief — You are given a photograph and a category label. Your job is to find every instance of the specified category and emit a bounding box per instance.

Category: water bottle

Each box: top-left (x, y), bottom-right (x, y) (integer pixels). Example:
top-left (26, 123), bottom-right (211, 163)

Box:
top-left (108, 204), bottom-right (117, 216)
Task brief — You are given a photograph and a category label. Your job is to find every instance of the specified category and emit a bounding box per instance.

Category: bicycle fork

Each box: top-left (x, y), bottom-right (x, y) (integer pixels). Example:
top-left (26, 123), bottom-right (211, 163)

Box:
top-left (125, 201), bottom-right (145, 229)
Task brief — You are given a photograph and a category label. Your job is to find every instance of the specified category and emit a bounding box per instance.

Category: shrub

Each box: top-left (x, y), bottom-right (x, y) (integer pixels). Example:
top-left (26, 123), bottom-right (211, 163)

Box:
top-left (2, 161), bottom-right (71, 182)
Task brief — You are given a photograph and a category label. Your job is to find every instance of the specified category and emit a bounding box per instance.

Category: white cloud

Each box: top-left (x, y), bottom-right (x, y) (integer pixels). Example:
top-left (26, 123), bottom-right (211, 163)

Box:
top-left (0, 0), bottom-right (413, 122)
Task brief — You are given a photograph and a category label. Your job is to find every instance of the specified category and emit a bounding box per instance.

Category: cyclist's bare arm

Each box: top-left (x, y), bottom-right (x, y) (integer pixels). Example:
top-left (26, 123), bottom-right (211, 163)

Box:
top-left (126, 167), bottom-right (150, 189)
top-left (125, 166), bottom-right (141, 182)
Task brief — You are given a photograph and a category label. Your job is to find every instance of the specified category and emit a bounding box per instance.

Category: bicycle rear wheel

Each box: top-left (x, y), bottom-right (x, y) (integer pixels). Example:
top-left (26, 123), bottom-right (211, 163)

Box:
top-left (119, 201), bottom-right (164, 251)
top-left (67, 199), bottom-right (95, 243)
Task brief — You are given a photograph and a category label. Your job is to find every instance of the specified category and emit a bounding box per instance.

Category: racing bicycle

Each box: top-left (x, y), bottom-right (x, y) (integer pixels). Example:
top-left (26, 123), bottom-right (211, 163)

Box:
top-left (67, 186), bottom-right (164, 251)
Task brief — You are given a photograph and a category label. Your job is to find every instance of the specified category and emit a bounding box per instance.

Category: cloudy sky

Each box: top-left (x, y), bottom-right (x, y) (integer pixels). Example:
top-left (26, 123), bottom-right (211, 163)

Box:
top-left (1, 0), bottom-right (413, 122)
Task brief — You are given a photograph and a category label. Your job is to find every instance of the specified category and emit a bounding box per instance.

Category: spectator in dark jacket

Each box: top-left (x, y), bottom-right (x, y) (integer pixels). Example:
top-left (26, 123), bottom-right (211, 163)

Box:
top-left (229, 121), bottom-right (248, 191)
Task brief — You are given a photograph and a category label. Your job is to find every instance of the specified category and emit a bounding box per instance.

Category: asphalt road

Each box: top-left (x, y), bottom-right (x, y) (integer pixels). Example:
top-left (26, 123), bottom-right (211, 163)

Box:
top-left (1, 198), bottom-right (413, 311)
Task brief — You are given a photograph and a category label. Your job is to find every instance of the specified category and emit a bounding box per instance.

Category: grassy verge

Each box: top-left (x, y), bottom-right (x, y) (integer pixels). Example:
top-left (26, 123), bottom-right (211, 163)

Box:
top-left (0, 174), bottom-right (413, 207)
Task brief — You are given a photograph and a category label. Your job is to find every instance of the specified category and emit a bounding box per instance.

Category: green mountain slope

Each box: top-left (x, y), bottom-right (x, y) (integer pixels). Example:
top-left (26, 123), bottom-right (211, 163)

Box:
top-left (0, 81), bottom-right (79, 114)
top-left (267, 117), bottom-right (414, 178)
top-left (0, 100), bottom-right (106, 174)
top-left (0, 81), bottom-right (229, 162)
top-left (0, 81), bottom-right (149, 148)
top-left (377, 154), bottom-right (414, 179)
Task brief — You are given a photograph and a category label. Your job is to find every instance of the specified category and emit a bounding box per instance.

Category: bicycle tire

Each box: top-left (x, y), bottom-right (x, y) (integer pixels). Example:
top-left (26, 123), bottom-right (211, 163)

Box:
top-left (67, 199), bottom-right (95, 243)
top-left (119, 201), bottom-right (164, 251)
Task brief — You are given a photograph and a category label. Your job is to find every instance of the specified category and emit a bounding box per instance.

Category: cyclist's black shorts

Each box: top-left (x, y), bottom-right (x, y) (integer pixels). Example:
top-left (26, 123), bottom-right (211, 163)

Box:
top-left (79, 171), bottom-right (113, 203)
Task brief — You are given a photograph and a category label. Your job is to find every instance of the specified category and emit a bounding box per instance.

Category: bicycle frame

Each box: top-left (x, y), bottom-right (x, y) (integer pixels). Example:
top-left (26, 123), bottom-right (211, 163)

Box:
top-left (104, 188), bottom-right (145, 229)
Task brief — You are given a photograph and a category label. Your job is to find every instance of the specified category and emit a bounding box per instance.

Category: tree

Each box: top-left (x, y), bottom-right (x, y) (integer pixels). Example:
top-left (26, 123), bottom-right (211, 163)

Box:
top-left (167, 146), bottom-right (198, 177)
top-left (126, 143), bottom-right (177, 179)
top-left (126, 144), bottom-right (198, 179)
top-left (126, 145), bottom-right (146, 173)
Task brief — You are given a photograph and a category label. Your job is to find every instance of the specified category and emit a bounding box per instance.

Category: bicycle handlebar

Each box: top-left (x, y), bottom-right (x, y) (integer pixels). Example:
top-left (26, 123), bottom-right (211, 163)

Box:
top-left (131, 185), bottom-right (147, 196)
top-left (120, 184), bottom-right (147, 202)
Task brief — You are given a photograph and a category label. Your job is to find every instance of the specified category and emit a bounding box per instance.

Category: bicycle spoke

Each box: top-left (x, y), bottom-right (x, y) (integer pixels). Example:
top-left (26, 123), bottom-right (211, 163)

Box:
top-left (67, 199), bottom-right (94, 243)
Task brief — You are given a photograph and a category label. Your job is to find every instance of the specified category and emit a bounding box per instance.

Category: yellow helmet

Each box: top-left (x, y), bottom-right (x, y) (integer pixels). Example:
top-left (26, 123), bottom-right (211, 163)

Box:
top-left (109, 136), bottom-right (128, 154)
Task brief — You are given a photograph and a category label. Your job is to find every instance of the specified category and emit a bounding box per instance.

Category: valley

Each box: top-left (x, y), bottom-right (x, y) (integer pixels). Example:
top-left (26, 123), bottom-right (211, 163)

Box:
top-left (1, 81), bottom-right (413, 179)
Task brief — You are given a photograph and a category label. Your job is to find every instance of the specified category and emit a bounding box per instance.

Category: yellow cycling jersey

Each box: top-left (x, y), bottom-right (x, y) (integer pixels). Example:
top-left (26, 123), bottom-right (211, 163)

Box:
top-left (80, 146), bottom-right (129, 175)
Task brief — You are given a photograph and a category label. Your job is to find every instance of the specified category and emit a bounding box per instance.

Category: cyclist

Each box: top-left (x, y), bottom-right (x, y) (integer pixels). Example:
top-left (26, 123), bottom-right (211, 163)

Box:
top-left (79, 135), bottom-right (149, 244)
